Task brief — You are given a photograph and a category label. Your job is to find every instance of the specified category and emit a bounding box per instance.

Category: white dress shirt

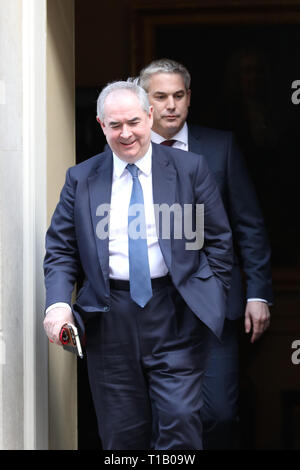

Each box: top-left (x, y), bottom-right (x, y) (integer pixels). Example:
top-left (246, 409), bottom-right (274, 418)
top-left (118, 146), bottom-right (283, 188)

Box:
top-left (109, 143), bottom-right (168, 280)
top-left (151, 122), bottom-right (189, 151)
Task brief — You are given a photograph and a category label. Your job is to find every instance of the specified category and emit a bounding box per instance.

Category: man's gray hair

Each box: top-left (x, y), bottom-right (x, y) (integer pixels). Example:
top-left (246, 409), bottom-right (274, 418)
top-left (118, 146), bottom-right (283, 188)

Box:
top-left (97, 80), bottom-right (150, 121)
top-left (139, 58), bottom-right (191, 91)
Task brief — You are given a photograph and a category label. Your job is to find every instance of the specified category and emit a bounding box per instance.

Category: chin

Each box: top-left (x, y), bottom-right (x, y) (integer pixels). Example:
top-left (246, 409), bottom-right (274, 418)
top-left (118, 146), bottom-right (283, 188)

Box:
top-left (119, 152), bottom-right (139, 163)
top-left (164, 123), bottom-right (180, 133)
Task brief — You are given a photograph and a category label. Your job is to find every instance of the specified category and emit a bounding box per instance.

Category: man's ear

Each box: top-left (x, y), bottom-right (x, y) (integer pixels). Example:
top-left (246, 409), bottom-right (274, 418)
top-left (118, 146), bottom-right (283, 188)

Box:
top-left (148, 105), bottom-right (154, 127)
top-left (96, 116), bottom-right (106, 134)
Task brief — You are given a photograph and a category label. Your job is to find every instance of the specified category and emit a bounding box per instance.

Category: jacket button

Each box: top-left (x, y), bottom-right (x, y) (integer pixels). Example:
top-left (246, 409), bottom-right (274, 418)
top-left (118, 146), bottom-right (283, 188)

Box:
top-left (103, 306), bottom-right (110, 312)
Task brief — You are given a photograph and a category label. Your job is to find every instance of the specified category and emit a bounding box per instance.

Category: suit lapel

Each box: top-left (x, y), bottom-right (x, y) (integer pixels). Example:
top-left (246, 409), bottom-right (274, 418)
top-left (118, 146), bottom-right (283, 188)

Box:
top-left (152, 144), bottom-right (177, 270)
top-left (88, 150), bottom-right (113, 284)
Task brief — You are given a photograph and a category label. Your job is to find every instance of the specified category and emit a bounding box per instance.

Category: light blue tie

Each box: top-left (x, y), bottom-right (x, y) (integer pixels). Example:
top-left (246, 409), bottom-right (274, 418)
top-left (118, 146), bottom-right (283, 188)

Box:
top-left (126, 164), bottom-right (152, 307)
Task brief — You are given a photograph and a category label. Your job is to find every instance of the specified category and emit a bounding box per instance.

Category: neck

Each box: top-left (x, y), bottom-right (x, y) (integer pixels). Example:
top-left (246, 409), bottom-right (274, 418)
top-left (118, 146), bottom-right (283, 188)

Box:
top-left (152, 124), bottom-right (183, 140)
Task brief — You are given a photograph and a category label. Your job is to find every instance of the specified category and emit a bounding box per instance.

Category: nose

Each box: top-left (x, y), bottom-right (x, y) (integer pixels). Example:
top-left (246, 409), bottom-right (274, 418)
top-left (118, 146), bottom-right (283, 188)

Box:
top-left (166, 95), bottom-right (175, 110)
top-left (120, 124), bottom-right (132, 139)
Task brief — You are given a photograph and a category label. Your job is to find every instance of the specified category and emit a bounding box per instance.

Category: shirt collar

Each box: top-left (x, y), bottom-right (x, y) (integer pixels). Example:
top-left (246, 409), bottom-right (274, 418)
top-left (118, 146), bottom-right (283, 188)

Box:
top-left (113, 142), bottom-right (152, 178)
top-left (151, 122), bottom-right (188, 146)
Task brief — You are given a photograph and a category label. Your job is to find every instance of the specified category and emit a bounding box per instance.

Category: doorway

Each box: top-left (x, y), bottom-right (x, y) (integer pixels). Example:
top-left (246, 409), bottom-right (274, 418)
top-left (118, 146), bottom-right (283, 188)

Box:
top-left (75, 0), bottom-right (300, 450)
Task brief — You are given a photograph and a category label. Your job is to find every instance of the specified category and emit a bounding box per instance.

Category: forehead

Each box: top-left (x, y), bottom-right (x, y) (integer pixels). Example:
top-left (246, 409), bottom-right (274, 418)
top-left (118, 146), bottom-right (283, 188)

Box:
top-left (104, 90), bottom-right (145, 120)
top-left (148, 73), bottom-right (186, 93)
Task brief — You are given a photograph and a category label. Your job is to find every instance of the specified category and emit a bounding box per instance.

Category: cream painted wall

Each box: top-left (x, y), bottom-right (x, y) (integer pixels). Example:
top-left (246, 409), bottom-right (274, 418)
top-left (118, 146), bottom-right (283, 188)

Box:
top-left (47, 0), bottom-right (77, 450)
top-left (0, 0), bottom-right (24, 449)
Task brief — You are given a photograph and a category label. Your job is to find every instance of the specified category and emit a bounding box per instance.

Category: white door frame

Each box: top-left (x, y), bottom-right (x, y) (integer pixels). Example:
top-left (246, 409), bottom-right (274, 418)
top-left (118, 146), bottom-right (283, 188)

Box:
top-left (22, 0), bottom-right (48, 450)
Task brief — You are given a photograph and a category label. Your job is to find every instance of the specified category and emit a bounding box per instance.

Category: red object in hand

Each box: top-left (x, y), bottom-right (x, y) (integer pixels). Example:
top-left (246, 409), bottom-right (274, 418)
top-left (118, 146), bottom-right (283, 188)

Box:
top-left (59, 326), bottom-right (70, 345)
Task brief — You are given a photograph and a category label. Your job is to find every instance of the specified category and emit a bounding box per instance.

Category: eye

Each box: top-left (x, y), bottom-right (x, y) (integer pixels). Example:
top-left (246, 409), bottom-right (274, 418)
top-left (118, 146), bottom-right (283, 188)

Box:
top-left (154, 95), bottom-right (166, 101)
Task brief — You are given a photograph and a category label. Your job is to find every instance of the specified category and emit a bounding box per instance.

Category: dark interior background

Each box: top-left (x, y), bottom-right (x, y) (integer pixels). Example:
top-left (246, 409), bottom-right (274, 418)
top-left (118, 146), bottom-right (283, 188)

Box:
top-left (75, 0), bottom-right (300, 450)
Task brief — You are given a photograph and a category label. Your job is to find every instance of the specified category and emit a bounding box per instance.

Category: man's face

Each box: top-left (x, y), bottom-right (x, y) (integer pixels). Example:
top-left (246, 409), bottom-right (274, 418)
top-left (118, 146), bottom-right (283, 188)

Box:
top-left (98, 90), bottom-right (153, 163)
top-left (147, 73), bottom-right (191, 139)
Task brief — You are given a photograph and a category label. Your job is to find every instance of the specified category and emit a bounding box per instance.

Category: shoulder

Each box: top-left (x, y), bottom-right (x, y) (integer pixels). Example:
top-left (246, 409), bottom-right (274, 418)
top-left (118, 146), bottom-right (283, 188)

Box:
top-left (68, 149), bottom-right (112, 179)
top-left (188, 125), bottom-right (240, 167)
top-left (152, 142), bottom-right (209, 181)
top-left (152, 142), bottom-right (205, 168)
top-left (189, 125), bottom-right (235, 154)
top-left (189, 124), bottom-right (233, 145)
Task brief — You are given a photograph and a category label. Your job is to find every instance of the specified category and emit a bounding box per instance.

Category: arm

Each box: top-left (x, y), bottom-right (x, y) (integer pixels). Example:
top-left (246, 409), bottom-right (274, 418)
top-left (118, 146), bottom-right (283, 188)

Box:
top-left (226, 134), bottom-right (273, 340)
top-left (43, 169), bottom-right (80, 343)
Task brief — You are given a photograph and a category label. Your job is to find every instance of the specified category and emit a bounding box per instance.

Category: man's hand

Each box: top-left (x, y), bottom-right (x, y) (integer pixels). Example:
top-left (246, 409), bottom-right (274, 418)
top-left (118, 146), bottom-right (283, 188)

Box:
top-left (43, 307), bottom-right (75, 345)
top-left (244, 301), bottom-right (271, 343)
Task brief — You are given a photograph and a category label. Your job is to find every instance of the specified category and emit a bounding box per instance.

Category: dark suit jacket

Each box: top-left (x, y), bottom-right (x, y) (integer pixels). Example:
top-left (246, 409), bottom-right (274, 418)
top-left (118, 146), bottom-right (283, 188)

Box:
top-left (188, 125), bottom-right (273, 319)
top-left (44, 143), bottom-right (233, 338)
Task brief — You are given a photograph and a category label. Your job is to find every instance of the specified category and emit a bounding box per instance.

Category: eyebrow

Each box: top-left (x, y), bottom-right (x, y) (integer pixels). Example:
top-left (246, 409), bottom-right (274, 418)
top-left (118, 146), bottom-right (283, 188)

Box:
top-left (128, 117), bottom-right (141, 123)
top-left (108, 117), bottom-right (141, 126)
top-left (153, 89), bottom-right (185, 96)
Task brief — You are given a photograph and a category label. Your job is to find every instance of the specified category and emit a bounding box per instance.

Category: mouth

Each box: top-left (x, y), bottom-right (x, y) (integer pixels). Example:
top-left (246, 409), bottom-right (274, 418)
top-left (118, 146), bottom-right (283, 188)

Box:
top-left (163, 115), bottom-right (179, 120)
top-left (120, 140), bottom-right (136, 148)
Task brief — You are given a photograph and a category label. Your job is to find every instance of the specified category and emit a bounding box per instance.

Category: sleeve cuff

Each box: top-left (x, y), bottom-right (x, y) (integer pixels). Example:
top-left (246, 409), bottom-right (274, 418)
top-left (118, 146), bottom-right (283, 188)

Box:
top-left (247, 298), bottom-right (273, 306)
top-left (45, 302), bottom-right (72, 315)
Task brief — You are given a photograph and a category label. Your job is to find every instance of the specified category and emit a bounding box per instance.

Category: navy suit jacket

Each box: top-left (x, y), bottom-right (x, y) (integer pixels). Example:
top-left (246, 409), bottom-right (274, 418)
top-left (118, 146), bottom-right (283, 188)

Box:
top-left (44, 143), bottom-right (233, 338)
top-left (188, 125), bottom-right (273, 319)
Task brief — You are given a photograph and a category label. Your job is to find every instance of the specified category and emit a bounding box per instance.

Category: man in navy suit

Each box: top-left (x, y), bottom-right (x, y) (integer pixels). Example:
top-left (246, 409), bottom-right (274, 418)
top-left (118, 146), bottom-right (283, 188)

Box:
top-left (43, 81), bottom-right (233, 450)
top-left (139, 59), bottom-right (273, 449)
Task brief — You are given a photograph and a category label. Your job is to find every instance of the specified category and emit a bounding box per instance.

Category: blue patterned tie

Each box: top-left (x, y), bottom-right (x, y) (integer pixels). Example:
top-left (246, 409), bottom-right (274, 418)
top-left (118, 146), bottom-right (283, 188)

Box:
top-left (126, 164), bottom-right (152, 307)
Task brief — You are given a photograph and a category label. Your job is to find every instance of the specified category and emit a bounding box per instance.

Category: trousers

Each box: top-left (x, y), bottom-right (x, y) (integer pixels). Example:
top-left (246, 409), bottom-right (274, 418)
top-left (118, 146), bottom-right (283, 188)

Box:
top-left (85, 282), bottom-right (210, 450)
top-left (201, 318), bottom-right (239, 449)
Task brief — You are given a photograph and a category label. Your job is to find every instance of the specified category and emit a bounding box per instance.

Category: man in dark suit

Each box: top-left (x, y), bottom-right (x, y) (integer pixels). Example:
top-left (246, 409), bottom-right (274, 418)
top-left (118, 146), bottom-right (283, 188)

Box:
top-left (43, 81), bottom-right (233, 450)
top-left (139, 59), bottom-right (273, 449)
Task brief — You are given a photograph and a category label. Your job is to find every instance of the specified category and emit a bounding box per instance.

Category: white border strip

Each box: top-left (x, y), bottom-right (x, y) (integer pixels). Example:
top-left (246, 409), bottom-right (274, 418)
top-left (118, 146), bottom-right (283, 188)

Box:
top-left (22, 0), bottom-right (48, 450)
top-left (0, 181), bottom-right (3, 450)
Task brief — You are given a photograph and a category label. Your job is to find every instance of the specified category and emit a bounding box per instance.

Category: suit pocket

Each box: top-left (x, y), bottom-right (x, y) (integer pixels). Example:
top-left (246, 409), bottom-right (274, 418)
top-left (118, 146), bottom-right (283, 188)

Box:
top-left (193, 262), bottom-right (214, 279)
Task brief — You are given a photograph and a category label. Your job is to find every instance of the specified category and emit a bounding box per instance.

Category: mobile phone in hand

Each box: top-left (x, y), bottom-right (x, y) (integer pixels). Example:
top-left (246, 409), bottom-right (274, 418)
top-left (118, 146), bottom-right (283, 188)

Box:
top-left (60, 323), bottom-right (83, 359)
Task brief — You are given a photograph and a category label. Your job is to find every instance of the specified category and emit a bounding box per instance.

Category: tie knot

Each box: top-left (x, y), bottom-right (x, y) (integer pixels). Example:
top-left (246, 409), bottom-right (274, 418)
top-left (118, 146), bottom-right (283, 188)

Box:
top-left (126, 163), bottom-right (139, 178)
top-left (160, 139), bottom-right (176, 147)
